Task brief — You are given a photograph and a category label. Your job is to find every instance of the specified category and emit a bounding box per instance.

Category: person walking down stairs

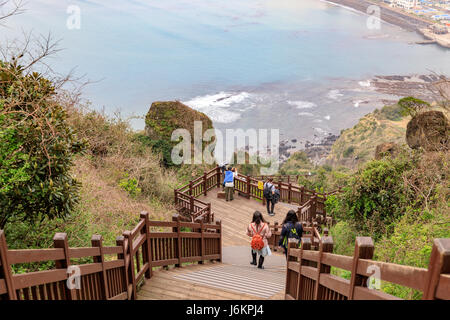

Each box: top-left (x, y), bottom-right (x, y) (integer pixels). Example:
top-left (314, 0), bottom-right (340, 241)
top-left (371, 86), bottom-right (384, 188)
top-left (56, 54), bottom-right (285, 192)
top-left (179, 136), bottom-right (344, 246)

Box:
top-left (224, 167), bottom-right (238, 201)
top-left (279, 210), bottom-right (303, 258)
top-left (263, 178), bottom-right (276, 216)
top-left (247, 211), bottom-right (272, 269)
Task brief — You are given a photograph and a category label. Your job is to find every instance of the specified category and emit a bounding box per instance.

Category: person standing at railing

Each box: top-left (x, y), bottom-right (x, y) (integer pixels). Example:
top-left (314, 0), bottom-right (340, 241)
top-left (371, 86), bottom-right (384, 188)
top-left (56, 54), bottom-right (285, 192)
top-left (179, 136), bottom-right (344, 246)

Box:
top-left (263, 178), bottom-right (276, 216)
top-left (279, 210), bottom-right (303, 258)
top-left (247, 211), bottom-right (272, 269)
top-left (224, 167), bottom-right (238, 201)
top-left (219, 162), bottom-right (228, 190)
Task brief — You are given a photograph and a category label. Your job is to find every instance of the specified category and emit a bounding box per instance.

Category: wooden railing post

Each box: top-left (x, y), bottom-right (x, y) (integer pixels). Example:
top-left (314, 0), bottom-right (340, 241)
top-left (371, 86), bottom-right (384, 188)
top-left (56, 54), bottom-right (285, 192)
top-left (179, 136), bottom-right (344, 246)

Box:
top-left (172, 214), bottom-right (182, 268)
top-left (0, 230), bottom-right (17, 300)
top-left (422, 238), bottom-right (450, 300)
top-left (313, 236), bottom-right (334, 300)
top-left (246, 175), bottom-right (251, 198)
top-left (140, 211), bottom-right (152, 279)
top-left (297, 237), bottom-right (312, 299)
top-left (311, 196), bottom-right (317, 222)
top-left (300, 186), bottom-right (305, 205)
top-left (203, 171), bottom-right (208, 196)
top-left (123, 230), bottom-right (137, 300)
top-left (216, 166), bottom-right (221, 188)
top-left (116, 236), bottom-right (130, 300)
top-left (288, 183), bottom-right (292, 204)
top-left (217, 220), bottom-right (222, 262)
top-left (207, 203), bottom-right (212, 223)
top-left (91, 235), bottom-right (110, 299)
top-left (278, 181), bottom-right (282, 200)
top-left (177, 217), bottom-right (183, 268)
top-left (284, 240), bottom-right (298, 298)
top-left (190, 196), bottom-right (195, 214)
top-left (53, 233), bottom-right (76, 300)
top-left (273, 222), bottom-right (279, 251)
top-left (199, 220), bottom-right (205, 265)
top-left (174, 190), bottom-right (178, 206)
top-left (348, 237), bottom-right (374, 300)
top-left (189, 180), bottom-right (193, 197)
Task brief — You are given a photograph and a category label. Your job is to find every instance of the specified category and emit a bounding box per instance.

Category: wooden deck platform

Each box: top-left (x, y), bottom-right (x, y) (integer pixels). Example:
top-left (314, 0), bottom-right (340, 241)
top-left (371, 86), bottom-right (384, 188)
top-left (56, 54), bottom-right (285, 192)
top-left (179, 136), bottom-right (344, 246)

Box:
top-left (137, 188), bottom-right (293, 300)
top-left (199, 188), bottom-right (294, 246)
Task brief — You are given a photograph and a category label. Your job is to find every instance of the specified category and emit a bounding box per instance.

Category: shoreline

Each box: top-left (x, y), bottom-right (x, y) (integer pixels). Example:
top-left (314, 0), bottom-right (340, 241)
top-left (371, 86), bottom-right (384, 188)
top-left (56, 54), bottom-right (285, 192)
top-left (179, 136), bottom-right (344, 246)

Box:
top-left (322, 0), bottom-right (450, 49)
top-left (322, 0), bottom-right (429, 32)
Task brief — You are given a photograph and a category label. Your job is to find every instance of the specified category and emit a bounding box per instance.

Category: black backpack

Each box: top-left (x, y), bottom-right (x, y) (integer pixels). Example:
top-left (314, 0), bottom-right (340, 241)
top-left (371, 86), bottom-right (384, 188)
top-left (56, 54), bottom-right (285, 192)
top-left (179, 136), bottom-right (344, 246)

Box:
top-left (263, 183), bottom-right (272, 199)
top-left (273, 189), bottom-right (280, 203)
top-left (282, 222), bottom-right (302, 248)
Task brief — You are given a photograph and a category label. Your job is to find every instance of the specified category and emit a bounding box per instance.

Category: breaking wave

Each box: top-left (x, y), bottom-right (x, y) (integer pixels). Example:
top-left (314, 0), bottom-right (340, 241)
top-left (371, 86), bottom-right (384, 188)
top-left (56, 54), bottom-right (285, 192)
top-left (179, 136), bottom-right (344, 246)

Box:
top-left (288, 100), bottom-right (317, 109)
top-left (183, 91), bottom-right (251, 123)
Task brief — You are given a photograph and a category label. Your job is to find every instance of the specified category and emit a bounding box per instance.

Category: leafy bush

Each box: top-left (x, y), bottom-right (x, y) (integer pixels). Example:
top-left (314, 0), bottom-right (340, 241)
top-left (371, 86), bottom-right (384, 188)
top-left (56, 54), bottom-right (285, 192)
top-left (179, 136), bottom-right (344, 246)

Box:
top-left (0, 60), bottom-right (86, 229)
top-left (332, 150), bottom-right (418, 236)
top-left (343, 146), bottom-right (355, 158)
top-left (398, 97), bottom-right (430, 117)
top-left (119, 174), bottom-right (142, 198)
top-left (328, 221), bottom-right (358, 256)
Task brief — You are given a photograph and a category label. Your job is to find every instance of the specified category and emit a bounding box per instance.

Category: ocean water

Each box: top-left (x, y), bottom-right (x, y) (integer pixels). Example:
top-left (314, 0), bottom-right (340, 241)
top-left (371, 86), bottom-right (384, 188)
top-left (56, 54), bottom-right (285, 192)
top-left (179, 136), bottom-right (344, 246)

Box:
top-left (3, 0), bottom-right (449, 143)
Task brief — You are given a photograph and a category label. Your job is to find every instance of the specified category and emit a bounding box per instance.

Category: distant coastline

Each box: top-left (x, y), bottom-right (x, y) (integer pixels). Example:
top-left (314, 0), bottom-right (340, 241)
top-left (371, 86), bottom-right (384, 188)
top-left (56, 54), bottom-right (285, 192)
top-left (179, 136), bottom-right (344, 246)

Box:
top-left (321, 0), bottom-right (429, 31)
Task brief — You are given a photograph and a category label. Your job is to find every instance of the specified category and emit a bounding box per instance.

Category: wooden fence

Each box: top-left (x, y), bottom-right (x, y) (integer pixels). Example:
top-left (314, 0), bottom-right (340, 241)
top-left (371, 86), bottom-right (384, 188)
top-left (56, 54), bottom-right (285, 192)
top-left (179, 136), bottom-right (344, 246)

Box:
top-left (251, 174), bottom-right (310, 184)
top-left (268, 222), bottom-right (325, 253)
top-left (173, 166), bottom-right (337, 225)
top-left (285, 236), bottom-right (450, 300)
top-left (174, 167), bottom-right (220, 223)
top-left (0, 212), bottom-right (222, 300)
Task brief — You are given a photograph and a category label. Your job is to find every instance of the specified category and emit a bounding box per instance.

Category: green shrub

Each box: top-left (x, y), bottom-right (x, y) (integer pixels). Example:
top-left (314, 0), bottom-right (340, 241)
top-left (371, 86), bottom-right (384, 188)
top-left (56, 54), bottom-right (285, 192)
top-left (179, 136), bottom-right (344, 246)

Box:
top-left (398, 97), bottom-right (430, 117)
top-left (0, 60), bottom-right (86, 229)
top-left (328, 221), bottom-right (358, 256)
top-left (119, 174), bottom-right (142, 198)
top-left (343, 146), bottom-right (355, 158)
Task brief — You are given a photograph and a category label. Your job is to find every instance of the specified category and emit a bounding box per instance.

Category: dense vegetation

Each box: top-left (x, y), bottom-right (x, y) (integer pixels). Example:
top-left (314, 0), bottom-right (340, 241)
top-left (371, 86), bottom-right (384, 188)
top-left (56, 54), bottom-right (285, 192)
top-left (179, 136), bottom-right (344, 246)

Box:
top-left (0, 60), bottom-right (86, 230)
top-left (279, 103), bottom-right (449, 299)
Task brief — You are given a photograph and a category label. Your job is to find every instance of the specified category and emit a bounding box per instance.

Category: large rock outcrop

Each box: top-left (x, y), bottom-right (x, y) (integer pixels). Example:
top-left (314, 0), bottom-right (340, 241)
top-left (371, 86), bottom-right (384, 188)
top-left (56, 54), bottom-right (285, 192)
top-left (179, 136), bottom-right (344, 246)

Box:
top-left (145, 101), bottom-right (214, 143)
top-left (406, 111), bottom-right (449, 151)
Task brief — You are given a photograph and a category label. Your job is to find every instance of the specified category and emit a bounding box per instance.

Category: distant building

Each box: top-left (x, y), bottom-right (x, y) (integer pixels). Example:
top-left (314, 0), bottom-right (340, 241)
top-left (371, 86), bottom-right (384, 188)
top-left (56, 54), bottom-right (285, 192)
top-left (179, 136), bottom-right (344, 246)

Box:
top-left (394, 0), bottom-right (418, 9)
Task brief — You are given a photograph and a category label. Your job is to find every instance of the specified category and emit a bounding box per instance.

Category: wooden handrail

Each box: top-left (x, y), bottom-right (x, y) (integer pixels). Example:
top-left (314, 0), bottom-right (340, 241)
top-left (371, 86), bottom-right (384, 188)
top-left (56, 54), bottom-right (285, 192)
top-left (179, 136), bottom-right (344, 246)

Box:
top-left (0, 212), bottom-right (222, 301)
top-left (285, 236), bottom-right (450, 300)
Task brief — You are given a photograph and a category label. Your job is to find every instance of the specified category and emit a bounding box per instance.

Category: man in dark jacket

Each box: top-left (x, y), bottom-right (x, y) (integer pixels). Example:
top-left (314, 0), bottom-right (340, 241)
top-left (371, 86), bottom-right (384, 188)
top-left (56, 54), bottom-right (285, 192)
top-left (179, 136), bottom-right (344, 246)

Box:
top-left (263, 178), bottom-right (276, 216)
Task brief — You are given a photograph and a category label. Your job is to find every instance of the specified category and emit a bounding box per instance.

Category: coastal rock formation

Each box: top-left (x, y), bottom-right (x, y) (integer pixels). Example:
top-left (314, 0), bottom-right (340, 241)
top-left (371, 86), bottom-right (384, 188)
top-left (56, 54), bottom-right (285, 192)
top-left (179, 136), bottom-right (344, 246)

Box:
top-left (372, 75), bottom-right (439, 102)
top-left (145, 101), bottom-right (214, 143)
top-left (375, 142), bottom-right (400, 160)
top-left (304, 134), bottom-right (339, 165)
top-left (326, 105), bottom-right (408, 168)
top-left (406, 111), bottom-right (449, 151)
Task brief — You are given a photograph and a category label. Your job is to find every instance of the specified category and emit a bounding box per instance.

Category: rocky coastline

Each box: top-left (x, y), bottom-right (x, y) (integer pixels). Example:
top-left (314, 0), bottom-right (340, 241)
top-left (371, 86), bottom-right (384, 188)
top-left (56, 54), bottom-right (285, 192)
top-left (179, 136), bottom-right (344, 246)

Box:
top-left (280, 73), bottom-right (446, 165)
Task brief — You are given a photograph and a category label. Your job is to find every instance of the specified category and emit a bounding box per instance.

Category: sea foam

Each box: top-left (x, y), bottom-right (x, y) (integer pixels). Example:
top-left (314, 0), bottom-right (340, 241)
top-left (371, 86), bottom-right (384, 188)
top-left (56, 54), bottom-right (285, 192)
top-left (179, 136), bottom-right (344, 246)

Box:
top-left (288, 100), bottom-right (317, 109)
top-left (183, 91), bottom-right (251, 124)
top-left (326, 89), bottom-right (344, 100)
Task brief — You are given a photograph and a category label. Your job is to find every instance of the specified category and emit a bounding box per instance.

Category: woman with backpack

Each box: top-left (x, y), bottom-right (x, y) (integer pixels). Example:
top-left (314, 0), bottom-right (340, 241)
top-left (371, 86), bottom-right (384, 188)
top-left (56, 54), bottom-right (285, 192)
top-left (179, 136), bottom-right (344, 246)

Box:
top-left (279, 210), bottom-right (303, 257)
top-left (247, 211), bottom-right (272, 269)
